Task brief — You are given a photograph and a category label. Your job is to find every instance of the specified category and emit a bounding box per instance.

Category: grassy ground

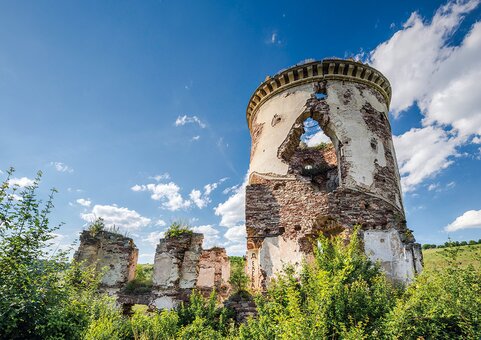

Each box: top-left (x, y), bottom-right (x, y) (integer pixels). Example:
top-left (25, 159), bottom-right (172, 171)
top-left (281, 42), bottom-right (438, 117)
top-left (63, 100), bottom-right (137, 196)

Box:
top-left (423, 243), bottom-right (481, 271)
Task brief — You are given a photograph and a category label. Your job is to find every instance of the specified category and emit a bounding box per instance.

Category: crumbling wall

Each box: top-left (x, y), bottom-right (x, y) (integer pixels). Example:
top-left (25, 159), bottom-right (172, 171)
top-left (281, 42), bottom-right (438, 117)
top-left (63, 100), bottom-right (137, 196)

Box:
top-left (74, 230), bottom-right (138, 289)
top-left (197, 247), bottom-right (231, 299)
top-left (150, 233), bottom-right (232, 310)
top-left (151, 233), bottom-right (203, 309)
top-left (245, 59), bottom-right (422, 290)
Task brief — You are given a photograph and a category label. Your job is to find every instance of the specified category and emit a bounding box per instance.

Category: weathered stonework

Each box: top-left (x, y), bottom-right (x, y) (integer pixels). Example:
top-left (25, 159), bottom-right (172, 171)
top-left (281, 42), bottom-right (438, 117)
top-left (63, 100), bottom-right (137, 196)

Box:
top-left (197, 247), bottom-right (231, 299)
top-left (245, 59), bottom-right (422, 290)
top-left (74, 230), bottom-right (232, 312)
top-left (74, 230), bottom-right (138, 289)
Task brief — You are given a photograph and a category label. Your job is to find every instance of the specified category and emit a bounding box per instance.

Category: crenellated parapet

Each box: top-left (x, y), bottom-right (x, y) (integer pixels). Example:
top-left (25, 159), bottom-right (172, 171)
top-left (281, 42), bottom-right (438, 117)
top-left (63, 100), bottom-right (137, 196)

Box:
top-left (246, 58), bottom-right (391, 130)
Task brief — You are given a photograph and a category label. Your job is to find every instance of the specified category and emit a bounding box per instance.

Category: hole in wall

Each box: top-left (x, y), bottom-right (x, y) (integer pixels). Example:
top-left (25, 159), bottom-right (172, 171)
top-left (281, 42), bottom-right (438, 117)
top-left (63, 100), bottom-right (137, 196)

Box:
top-left (299, 118), bottom-right (330, 149)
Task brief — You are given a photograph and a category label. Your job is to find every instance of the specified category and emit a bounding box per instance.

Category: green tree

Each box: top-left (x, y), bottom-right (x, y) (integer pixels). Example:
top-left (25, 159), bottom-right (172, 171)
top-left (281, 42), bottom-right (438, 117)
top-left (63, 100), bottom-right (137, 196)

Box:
top-left (0, 168), bottom-right (121, 339)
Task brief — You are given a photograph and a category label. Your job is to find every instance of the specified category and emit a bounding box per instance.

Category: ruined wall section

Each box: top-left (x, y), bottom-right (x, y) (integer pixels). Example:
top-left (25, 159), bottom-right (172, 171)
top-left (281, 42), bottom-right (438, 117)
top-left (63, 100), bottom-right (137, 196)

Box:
top-left (197, 247), bottom-right (231, 299)
top-left (74, 230), bottom-right (138, 289)
top-left (151, 233), bottom-right (203, 309)
top-left (245, 59), bottom-right (422, 289)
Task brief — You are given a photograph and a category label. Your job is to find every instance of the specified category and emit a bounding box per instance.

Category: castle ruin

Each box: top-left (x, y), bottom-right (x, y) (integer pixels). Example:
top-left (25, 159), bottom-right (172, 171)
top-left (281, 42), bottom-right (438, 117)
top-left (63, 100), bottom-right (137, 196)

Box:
top-left (245, 58), bottom-right (422, 290)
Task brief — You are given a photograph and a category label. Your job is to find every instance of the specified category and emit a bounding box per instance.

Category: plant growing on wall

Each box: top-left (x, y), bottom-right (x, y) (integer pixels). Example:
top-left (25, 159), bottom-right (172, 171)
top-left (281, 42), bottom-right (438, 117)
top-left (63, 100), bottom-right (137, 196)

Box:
top-left (165, 221), bottom-right (193, 238)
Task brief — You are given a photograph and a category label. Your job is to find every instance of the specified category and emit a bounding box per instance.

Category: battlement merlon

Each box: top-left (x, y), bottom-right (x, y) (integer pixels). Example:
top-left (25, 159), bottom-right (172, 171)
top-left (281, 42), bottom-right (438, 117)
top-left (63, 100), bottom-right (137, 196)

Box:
top-left (246, 58), bottom-right (392, 130)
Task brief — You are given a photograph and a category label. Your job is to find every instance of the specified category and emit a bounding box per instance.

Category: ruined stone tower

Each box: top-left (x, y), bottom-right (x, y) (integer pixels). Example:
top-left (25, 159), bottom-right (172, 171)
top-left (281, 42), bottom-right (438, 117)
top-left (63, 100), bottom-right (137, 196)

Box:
top-left (245, 58), bottom-right (422, 290)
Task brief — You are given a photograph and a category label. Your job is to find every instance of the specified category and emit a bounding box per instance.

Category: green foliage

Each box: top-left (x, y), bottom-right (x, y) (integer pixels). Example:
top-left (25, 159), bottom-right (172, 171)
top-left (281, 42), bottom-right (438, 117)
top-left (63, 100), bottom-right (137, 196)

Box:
top-left (0, 168), bottom-right (125, 340)
top-left (239, 228), bottom-right (400, 339)
top-left (88, 217), bottom-right (105, 236)
top-left (229, 256), bottom-right (249, 294)
top-left (177, 290), bottom-right (234, 336)
top-left (123, 264), bottom-right (153, 294)
top-left (130, 309), bottom-right (178, 340)
top-left (165, 221), bottom-right (193, 238)
top-left (384, 246), bottom-right (481, 339)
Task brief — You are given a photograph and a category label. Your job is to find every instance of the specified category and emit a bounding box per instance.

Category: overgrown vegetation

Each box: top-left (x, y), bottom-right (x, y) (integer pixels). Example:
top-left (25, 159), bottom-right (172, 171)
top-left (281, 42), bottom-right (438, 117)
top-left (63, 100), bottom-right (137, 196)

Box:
top-left (229, 256), bottom-right (249, 295)
top-left (1, 168), bottom-right (481, 339)
top-left (165, 221), bottom-right (193, 238)
top-left (123, 264), bottom-right (153, 294)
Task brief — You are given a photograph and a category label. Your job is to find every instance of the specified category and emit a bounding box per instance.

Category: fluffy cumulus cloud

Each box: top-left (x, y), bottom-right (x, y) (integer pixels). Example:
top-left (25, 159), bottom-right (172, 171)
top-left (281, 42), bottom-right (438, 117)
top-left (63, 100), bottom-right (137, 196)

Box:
top-left (214, 178), bottom-right (246, 228)
top-left (8, 177), bottom-right (35, 187)
top-left (175, 115), bottom-right (206, 128)
top-left (445, 209), bottom-right (481, 231)
top-left (133, 177), bottom-right (226, 210)
top-left (76, 198), bottom-right (91, 207)
top-left (143, 231), bottom-right (165, 246)
top-left (132, 182), bottom-right (191, 211)
top-left (192, 225), bottom-right (220, 249)
top-left (367, 0), bottom-right (481, 191)
top-left (214, 175), bottom-right (248, 256)
top-left (50, 161), bottom-right (73, 173)
top-left (224, 225), bottom-right (246, 243)
top-left (81, 204), bottom-right (151, 230)
top-left (393, 126), bottom-right (458, 191)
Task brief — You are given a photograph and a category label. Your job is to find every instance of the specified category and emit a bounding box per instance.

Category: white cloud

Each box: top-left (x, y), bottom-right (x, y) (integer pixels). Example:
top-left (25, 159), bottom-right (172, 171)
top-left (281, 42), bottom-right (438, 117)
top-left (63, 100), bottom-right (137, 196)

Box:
top-left (305, 130), bottom-right (331, 147)
top-left (175, 115), bottom-right (206, 128)
top-left (367, 0), bottom-right (481, 191)
top-left (393, 126), bottom-right (458, 191)
top-left (189, 189), bottom-right (207, 209)
top-left (225, 243), bottom-right (246, 256)
top-left (50, 162), bottom-right (73, 173)
top-left (76, 198), bottom-right (91, 207)
top-left (192, 135), bottom-right (200, 141)
top-left (445, 209), bottom-right (481, 231)
top-left (369, 0), bottom-right (479, 115)
top-left (149, 173), bottom-right (170, 181)
top-left (131, 182), bottom-right (191, 211)
top-left (138, 253), bottom-right (155, 263)
top-left (80, 204), bottom-right (151, 230)
top-left (143, 231), bottom-right (165, 246)
top-left (8, 177), bottom-right (35, 187)
top-left (214, 176), bottom-right (246, 228)
top-left (192, 225), bottom-right (220, 249)
top-left (224, 225), bottom-right (246, 243)
top-left (156, 219), bottom-right (166, 227)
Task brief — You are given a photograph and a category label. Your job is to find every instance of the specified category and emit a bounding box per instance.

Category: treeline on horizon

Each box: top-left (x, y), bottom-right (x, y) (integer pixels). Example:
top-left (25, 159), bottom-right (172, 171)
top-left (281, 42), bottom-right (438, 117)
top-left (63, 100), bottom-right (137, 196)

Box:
top-left (422, 239), bottom-right (481, 250)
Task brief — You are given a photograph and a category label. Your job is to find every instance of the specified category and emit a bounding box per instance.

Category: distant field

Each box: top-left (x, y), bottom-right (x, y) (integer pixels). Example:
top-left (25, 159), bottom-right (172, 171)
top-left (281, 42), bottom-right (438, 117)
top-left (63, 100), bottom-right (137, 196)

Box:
top-left (423, 244), bottom-right (481, 271)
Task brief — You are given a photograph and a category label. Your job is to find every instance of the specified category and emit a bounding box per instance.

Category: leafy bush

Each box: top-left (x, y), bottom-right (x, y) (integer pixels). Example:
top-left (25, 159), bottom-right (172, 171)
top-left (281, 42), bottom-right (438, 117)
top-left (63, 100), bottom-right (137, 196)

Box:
top-left (123, 264), bottom-right (153, 294)
top-left (238, 228), bottom-right (400, 339)
top-left (384, 247), bottom-right (481, 339)
top-left (0, 169), bottom-right (125, 339)
top-left (229, 256), bottom-right (249, 294)
top-left (177, 290), bottom-right (234, 336)
top-left (165, 222), bottom-right (193, 238)
top-left (130, 309), bottom-right (178, 340)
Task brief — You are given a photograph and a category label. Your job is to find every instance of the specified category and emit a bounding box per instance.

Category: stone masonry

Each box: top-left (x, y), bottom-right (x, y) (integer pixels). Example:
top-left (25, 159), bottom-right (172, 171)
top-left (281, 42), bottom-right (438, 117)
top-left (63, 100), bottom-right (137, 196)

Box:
top-left (74, 230), bottom-right (138, 291)
top-left (245, 58), bottom-right (423, 290)
top-left (75, 230), bottom-right (231, 311)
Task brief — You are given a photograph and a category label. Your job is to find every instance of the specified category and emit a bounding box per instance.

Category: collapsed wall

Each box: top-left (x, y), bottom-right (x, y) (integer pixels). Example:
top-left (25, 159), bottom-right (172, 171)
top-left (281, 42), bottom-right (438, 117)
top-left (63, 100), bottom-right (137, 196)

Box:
top-left (74, 230), bottom-right (231, 310)
top-left (151, 234), bottom-right (231, 309)
top-left (74, 230), bottom-right (138, 291)
top-left (245, 59), bottom-right (422, 290)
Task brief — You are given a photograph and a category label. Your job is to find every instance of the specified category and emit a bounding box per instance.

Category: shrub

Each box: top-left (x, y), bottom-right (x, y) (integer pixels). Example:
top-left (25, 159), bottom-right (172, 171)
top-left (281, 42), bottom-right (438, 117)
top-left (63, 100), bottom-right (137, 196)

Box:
top-left (384, 247), bottom-right (481, 339)
top-left (229, 257), bottom-right (249, 294)
top-left (165, 222), bottom-right (193, 238)
top-left (130, 309), bottom-right (178, 340)
top-left (239, 228), bottom-right (400, 339)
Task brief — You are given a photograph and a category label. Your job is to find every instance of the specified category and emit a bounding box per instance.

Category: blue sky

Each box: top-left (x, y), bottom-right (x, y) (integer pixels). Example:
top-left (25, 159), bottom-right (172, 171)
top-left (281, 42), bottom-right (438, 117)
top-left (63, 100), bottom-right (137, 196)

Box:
top-left (1, 0), bottom-right (481, 262)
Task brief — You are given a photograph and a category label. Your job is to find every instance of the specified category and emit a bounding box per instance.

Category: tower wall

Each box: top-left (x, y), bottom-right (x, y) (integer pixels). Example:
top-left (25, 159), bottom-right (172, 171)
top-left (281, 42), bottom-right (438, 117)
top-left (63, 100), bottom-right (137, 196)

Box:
top-left (245, 59), bottom-right (422, 290)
